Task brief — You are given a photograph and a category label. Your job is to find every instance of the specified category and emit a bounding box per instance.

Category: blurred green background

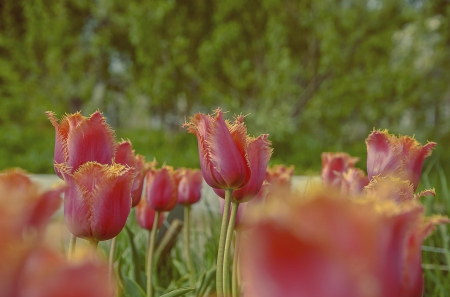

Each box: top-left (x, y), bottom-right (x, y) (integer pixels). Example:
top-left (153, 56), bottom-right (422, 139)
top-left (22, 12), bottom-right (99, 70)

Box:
top-left (0, 0), bottom-right (449, 174)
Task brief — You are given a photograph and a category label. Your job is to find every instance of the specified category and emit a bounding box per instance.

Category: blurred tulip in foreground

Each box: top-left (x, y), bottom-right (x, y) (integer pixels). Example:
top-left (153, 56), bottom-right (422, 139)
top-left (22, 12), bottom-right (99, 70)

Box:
top-left (61, 162), bottom-right (134, 242)
top-left (214, 134), bottom-right (273, 202)
top-left (366, 129), bottom-right (436, 191)
top-left (146, 166), bottom-right (178, 212)
top-left (184, 108), bottom-right (251, 190)
top-left (46, 110), bottom-right (116, 179)
top-left (177, 169), bottom-right (203, 205)
top-left (115, 140), bottom-right (146, 207)
top-left (241, 188), bottom-right (447, 297)
top-left (136, 198), bottom-right (165, 231)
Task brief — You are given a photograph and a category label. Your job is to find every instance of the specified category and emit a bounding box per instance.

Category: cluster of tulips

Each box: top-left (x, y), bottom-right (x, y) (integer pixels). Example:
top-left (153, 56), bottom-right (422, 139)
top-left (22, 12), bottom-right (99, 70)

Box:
top-left (0, 107), bottom-right (447, 297)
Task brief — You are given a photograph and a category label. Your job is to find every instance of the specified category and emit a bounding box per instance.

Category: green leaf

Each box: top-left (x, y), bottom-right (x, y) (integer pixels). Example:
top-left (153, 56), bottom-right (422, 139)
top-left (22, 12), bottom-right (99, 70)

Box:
top-left (124, 225), bottom-right (144, 288)
top-left (122, 277), bottom-right (146, 297)
top-left (197, 267), bottom-right (216, 297)
top-left (159, 287), bottom-right (195, 297)
top-left (172, 259), bottom-right (187, 275)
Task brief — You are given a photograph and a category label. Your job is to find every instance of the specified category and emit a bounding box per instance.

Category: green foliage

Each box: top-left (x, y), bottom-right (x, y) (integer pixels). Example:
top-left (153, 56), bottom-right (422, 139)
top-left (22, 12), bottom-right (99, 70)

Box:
top-left (1, 0), bottom-right (450, 173)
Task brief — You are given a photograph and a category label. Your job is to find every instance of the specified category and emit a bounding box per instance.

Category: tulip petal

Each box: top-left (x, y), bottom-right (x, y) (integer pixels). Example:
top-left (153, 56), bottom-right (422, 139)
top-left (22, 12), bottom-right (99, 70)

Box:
top-left (146, 167), bottom-right (178, 212)
top-left (65, 111), bottom-right (116, 173)
top-left (366, 130), bottom-right (402, 180)
top-left (207, 110), bottom-right (251, 189)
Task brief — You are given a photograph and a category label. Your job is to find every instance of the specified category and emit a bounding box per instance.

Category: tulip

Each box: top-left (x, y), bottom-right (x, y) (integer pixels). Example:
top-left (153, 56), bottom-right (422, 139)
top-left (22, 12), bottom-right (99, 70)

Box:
top-left (338, 167), bottom-right (369, 196)
top-left (0, 169), bottom-right (65, 297)
top-left (144, 165), bottom-right (179, 297)
top-left (16, 247), bottom-right (114, 297)
top-left (366, 129), bottom-right (436, 191)
top-left (60, 162), bottom-right (134, 244)
top-left (214, 134), bottom-right (273, 203)
top-left (115, 140), bottom-right (146, 207)
top-left (136, 198), bottom-right (165, 231)
top-left (177, 169), bottom-right (203, 205)
top-left (321, 152), bottom-right (360, 188)
top-left (46, 110), bottom-right (116, 179)
top-left (145, 166), bottom-right (178, 212)
top-left (240, 188), bottom-right (448, 297)
top-left (266, 164), bottom-right (295, 188)
top-left (364, 175), bottom-right (435, 203)
top-left (183, 108), bottom-right (251, 190)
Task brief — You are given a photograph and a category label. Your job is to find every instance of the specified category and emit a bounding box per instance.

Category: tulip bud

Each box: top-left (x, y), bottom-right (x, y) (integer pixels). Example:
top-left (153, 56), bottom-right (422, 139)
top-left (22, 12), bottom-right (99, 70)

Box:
top-left (145, 166), bottom-right (178, 212)
top-left (136, 198), bottom-right (165, 230)
top-left (115, 140), bottom-right (146, 207)
top-left (177, 169), bottom-right (203, 205)
top-left (184, 108), bottom-right (251, 190)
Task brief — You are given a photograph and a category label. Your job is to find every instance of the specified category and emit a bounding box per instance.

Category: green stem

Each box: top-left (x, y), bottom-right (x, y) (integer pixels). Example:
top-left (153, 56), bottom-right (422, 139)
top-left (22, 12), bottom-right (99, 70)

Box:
top-left (184, 205), bottom-right (196, 286)
top-left (216, 189), bottom-right (232, 297)
top-left (109, 236), bottom-right (117, 284)
top-left (223, 201), bottom-right (238, 297)
top-left (147, 211), bottom-right (161, 297)
top-left (89, 239), bottom-right (99, 250)
top-left (232, 231), bottom-right (240, 297)
top-left (68, 234), bottom-right (76, 259)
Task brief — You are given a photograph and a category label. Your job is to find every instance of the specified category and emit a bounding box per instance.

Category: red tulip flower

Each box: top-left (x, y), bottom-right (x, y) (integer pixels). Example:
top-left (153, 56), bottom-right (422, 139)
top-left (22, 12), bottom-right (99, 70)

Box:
top-left (240, 189), bottom-right (447, 297)
top-left (339, 167), bottom-right (369, 196)
top-left (214, 134), bottom-right (272, 202)
top-left (183, 108), bottom-right (251, 190)
top-left (146, 166), bottom-right (178, 212)
top-left (46, 110), bottom-right (116, 179)
top-left (366, 130), bottom-right (436, 191)
top-left (115, 140), bottom-right (146, 207)
top-left (136, 198), bottom-right (165, 231)
top-left (61, 162), bottom-right (134, 242)
top-left (177, 169), bottom-right (203, 205)
top-left (321, 152), bottom-right (360, 188)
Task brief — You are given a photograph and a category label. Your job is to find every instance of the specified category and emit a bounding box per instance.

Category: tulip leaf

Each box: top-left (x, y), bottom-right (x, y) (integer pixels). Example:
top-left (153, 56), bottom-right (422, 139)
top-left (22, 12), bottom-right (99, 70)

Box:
top-left (124, 225), bottom-right (143, 287)
top-left (159, 287), bottom-right (195, 297)
top-left (196, 267), bottom-right (216, 297)
top-left (172, 259), bottom-right (187, 275)
top-left (122, 277), bottom-right (146, 297)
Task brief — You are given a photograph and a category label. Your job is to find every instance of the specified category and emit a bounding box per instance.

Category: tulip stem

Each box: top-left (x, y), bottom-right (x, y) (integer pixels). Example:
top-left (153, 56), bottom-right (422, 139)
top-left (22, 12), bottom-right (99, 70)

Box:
top-left (89, 239), bottom-right (99, 250)
top-left (232, 231), bottom-right (240, 297)
top-left (147, 211), bottom-right (161, 297)
top-left (216, 189), bottom-right (232, 297)
top-left (184, 205), bottom-right (196, 286)
top-left (109, 236), bottom-right (117, 284)
top-left (68, 234), bottom-right (77, 259)
top-left (223, 201), bottom-right (238, 297)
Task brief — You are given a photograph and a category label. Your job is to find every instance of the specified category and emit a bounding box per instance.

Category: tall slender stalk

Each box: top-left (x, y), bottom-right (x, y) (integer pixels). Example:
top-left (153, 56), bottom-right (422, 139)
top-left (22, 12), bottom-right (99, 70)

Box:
top-left (89, 239), bottom-right (99, 250)
top-left (216, 189), bottom-right (232, 297)
top-left (68, 234), bottom-right (77, 259)
top-left (223, 201), bottom-right (238, 296)
top-left (232, 231), bottom-right (240, 297)
top-left (109, 236), bottom-right (117, 284)
top-left (147, 211), bottom-right (161, 297)
top-left (184, 205), bottom-right (196, 286)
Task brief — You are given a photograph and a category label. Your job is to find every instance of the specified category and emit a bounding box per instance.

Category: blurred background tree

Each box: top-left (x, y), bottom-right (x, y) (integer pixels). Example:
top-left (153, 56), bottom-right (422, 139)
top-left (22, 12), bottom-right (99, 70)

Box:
top-left (0, 0), bottom-right (449, 173)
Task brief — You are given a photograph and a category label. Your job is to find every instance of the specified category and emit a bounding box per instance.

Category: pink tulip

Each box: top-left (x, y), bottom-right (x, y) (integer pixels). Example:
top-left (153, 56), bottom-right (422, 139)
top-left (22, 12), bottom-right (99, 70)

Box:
top-left (366, 130), bottom-right (436, 191)
top-left (266, 164), bottom-right (295, 188)
top-left (46, 110), bottom-right (116, 179)
top-left (184, 108), bottom-right (251, 190)
top-left (321, 152), bottom-right (360, 188)
top-left (115, 140), bottom-right (146, 207)
top-left (339, 167), bottom-right (369, 196)
top-left (16, 247), bottom-right (114, 297)
top-left (136, 198), bottom-right (165, 230)
top-left (364, 175), bottom-right (435, 203)
top-left (214, 134), bottom-right (273, 202)
top-left (240, 189), bottom-right (447, 297)
top-left (61, 162), bottom-right (134, 242)
top-left (145, 166), bottom-right (178, 212)
top-left (177, 169), bottom-right (203, 205)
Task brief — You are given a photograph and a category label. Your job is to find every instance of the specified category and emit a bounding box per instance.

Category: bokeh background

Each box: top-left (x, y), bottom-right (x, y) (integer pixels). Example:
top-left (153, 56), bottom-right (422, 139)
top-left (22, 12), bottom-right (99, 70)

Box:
top-left (1, 0), bottom-right (449, 174)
